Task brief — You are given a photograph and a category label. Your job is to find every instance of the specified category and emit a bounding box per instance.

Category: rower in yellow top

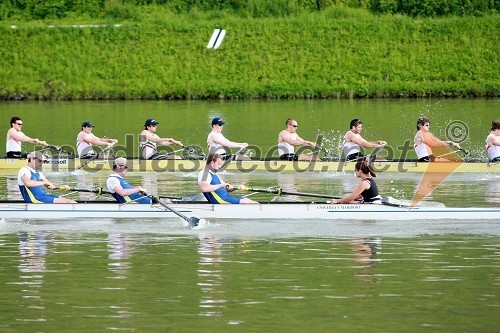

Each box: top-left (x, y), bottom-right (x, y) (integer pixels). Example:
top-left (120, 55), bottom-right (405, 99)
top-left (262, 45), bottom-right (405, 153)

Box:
top-left (6, 116), bottom-right (48, 158)
top-left (18, 151), bottom-right (76, 203)
top-left (106, 157), bottom-right (171, 204)
top-left (139, 119), bottom-right (183, 159)
top-left (76, 121), bottom-right (118, 159)
top-left (198, 153), bottom-right (257, 204)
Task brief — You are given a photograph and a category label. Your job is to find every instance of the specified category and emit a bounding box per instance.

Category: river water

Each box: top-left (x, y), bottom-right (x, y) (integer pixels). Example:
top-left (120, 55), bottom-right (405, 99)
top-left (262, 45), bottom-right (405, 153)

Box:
top-left (0, 99), bottom-right (499, 332)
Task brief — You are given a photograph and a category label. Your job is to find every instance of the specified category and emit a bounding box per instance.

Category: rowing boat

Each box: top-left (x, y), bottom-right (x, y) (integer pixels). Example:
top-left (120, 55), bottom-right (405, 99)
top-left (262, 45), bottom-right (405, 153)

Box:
top-left (0, 157), bottom-right (498, 174)
top-left (0, 201), bottom-right (498, 221)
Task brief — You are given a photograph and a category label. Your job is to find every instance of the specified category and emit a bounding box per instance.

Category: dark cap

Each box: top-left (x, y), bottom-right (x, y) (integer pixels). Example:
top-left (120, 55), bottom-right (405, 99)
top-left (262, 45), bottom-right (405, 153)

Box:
top-left (211, 117), bottom-right (225, 126)
top-left (145, 119), bottom-right (159, 126)
top-left (82, 121), bottom-right (94, 128)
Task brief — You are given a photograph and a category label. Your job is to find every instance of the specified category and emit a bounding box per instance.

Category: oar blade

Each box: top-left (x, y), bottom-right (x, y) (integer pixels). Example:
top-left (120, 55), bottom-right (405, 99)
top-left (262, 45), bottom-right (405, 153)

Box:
top-left (188, 217), bottom-right (200, 228)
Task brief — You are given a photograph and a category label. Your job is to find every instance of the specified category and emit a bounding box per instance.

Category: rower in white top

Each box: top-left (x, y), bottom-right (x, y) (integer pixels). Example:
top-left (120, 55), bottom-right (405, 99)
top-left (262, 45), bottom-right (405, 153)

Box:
top-left (207, 117), bottom-right (248, 159)
top-left (139, 119), bottom-right (183, 160)
top-left (6, 116), bottom-right (48, 158)
top-left (342, 119), bottom-right (386, 161)
top-left (486, 119), bottom-right (500, 163)
top-left (76, 121), bottom-right (117, 158)
top-left (277, 118), bottom-right (320, 161)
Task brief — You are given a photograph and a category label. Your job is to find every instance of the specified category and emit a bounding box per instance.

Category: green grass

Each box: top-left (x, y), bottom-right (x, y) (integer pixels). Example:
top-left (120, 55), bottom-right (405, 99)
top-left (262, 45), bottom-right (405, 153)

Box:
top-left (0, 7), bottom-right (498, 100)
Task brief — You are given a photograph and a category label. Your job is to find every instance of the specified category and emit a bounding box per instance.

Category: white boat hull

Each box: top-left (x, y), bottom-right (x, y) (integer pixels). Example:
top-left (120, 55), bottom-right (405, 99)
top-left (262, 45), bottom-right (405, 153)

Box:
top-left (0, 202), bottom-right (498, 221)
top-left (0, 158), bottom-right (498, 174)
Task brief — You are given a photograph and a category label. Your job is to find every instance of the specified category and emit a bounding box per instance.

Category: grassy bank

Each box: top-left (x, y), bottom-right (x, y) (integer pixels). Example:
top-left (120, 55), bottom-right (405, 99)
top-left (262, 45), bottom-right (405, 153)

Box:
top-left (0, 7), bottom-right (498, 100)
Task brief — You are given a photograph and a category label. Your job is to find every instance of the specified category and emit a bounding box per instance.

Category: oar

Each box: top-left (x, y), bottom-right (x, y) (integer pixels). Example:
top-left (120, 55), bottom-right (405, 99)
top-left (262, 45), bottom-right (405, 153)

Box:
top-left (221, 145), bottom-right (247, 169)
top-left (149, 194), bottom-right (200, 228)
top-left (234, 185), bottom-right (334, 199)
top-left (169, 145), bottom-right (205, 158)
top-left (60, 186), bottom-right (182, 200)
top-left (435, 147), bottom-right (470, 159)
top-left (313, 147), bottom-right (339, 160)
top-left (75, 144), bottom-right (115, 171)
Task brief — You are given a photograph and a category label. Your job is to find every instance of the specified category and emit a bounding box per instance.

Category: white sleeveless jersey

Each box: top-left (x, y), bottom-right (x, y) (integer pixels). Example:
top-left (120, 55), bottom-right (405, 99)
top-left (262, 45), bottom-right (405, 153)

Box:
top-left (414, 131), bottom-right (429, 159)
top-left (277, 133), bottom-right (296, 156)
top-left (486, 134), bottom-right (500, 161)
top-left (207, 131), bottom-right (228, 155)
top-left (76, 132), bottom-right (94, 157)
top-left (6, 137), bottom-right (22, 152)
top-left (342, 131), bottom-right (360, 155)
top-left (140, 133), bottom-right (158, 159)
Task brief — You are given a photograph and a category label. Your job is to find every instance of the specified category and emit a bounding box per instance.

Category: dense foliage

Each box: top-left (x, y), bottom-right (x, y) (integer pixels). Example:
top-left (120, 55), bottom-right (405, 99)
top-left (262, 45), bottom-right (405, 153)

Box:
top-left (0, 3), bottom-right (498, 100)
top-left (1, 0), bottom-right (498, 20)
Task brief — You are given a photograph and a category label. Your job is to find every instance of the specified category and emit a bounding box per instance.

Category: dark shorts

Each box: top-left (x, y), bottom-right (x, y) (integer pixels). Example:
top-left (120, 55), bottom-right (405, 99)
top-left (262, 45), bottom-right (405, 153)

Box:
top-left (418, 156), bottom-right (431, 162)
top-left (491, 156), bottom-right (500, 163)
top-left (345, 152), bottom-right (363, 161)
top-left (280, 153), bottom-right (298, 161)
top-left (7, 151), bottom-right (27, 158)
top-left (80, 153), bottom-right (97, 159)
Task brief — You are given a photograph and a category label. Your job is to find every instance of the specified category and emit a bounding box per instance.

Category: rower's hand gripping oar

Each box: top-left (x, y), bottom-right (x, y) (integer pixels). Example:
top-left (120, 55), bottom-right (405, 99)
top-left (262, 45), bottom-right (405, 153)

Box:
top-left (233, 185), bottom-right (335, 199)
top-left (59, 186), bottom-right (181, 200)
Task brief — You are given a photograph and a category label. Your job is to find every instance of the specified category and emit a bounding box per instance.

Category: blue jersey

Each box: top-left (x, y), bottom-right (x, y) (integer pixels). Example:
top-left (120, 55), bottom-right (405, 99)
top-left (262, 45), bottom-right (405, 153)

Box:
top-left (107, 175), bottom-right (151, 204)
top-left (198, 169), bottom-right (241, 204)
top-left (17, 166), bottom-right (58, 203)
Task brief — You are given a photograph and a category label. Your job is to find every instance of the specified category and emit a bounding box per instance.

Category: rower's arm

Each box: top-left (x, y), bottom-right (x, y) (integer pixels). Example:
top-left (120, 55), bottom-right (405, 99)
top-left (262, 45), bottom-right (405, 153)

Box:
top-left (280, 132), bottom-right (315, 147)
top-left (330, 182), bottom-right (368, 204)
top-left (348, 133), bottom-right (381, 148)
top-left (159, 138), bottom-right (183, 147)
top-left (491, 135), bottom-right (500, 146)
top-left (83, 133), bottom-right (112, 146)
top-left (21, 173), bottom-right (52, 188)
top-left (10, 130), bottom-right (46, 145)
top-left (199, 180), bottom-right (228, 193)
top-left (112, 184), bottom-right (146, 197)
top-left (212, 135), bottom-right (246, 149)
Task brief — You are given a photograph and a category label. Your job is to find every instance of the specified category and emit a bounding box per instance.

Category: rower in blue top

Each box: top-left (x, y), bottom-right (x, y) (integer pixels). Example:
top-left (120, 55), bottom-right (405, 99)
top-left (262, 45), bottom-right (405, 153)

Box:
top-left (107, 157), bottom-right (171, 204)
top-left (198, 153), bottom-right (258, 204)
top-left (18, 151), bottom-right (76, 203)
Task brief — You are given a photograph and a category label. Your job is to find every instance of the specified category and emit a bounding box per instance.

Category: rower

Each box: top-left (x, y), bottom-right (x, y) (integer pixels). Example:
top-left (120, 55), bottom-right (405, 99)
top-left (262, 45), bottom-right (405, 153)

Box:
top-left (76, 121), bottom-right (117, 158)
top-left (198, 153), bottom-right (257, 204)
top-left (486, 120), bottom-right (500, 163)
top-left (207, 117), bottom-right (248, 159)
top-left (139, 119), bottom-right (183, 160)
top-left (329, 160), bottom-right (381, 204)
top-left (342, 119), bottom-right (386, 161)
top-left (18, 151), bottom-right (76, 203)
top-left (414, 117), bottom-right (462, 162)
top-left (277, 118), bottom-right (320, 161)
top-left (107, 157), bottom-right (171, 204)
top-left (6, 116), bottom-right (48, 158)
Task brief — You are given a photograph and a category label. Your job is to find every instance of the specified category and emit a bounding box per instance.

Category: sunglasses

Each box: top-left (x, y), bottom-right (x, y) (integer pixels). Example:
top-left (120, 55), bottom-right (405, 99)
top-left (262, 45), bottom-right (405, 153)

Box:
top-left (15, 122), bottom-right (23, 125)
top-left (291, 124), bottom-right (298, 128)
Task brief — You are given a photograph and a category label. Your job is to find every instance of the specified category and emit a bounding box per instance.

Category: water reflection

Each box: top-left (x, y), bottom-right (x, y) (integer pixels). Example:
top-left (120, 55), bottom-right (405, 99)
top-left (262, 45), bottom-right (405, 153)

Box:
top-left (107, 233), bottom-right (134, 278)
top-left (16, 232), bottom-right (50, 323)
top-left (197, 235), bottom-right (226, 317)
top-left (350, 238), bottom-right (381, 285)
top-left (6, 176), bottom-right (22, 200)
top-left (486, 181), bottom-right (500, 203)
